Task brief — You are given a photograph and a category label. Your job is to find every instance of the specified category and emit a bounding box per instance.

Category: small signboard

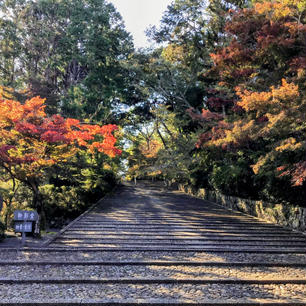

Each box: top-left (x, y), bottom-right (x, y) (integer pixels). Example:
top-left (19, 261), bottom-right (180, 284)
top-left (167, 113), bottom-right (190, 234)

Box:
top-left (13, 210), bottom-right (39, 246)
top-left (13, 210), bottom-right (38, 222)
top-left (14, 222), bottom-right (33, 233)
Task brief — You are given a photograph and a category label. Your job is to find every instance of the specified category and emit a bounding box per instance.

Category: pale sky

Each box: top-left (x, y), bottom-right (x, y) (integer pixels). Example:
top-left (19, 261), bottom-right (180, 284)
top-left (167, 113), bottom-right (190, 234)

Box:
top-left (108, 0), bottom-right (173, 48)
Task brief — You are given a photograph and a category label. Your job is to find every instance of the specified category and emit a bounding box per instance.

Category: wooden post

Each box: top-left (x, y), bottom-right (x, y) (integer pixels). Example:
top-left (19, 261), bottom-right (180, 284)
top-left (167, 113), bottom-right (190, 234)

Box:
top-left (21, 221), bottom-right (26, 247)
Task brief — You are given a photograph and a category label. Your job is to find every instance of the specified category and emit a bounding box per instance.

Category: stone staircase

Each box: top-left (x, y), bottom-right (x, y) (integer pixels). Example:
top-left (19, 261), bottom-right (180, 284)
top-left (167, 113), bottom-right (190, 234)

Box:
top-left (0, 183), bottom-right (305, 305)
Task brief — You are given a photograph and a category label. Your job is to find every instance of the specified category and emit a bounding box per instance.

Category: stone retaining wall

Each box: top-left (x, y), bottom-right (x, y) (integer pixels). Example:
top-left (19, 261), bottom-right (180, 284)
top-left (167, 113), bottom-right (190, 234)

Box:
top-left (178, 184), bottom-right (306, 233)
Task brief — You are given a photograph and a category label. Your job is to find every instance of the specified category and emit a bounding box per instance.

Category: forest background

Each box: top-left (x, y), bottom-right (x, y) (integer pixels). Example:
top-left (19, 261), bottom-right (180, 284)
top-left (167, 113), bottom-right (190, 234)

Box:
top-left (0, 0), bottom-right (305, 238)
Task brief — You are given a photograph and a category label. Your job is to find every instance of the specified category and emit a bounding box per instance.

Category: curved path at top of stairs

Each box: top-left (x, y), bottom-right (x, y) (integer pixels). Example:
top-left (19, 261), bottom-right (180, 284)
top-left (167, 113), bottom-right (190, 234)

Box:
top-left (0, 182), bottom-right (305, 305)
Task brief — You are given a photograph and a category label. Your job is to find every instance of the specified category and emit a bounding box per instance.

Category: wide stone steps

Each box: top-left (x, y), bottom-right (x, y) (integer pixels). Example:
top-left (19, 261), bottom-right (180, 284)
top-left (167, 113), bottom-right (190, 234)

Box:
top-left (0, 184), bottom-right (305, 305)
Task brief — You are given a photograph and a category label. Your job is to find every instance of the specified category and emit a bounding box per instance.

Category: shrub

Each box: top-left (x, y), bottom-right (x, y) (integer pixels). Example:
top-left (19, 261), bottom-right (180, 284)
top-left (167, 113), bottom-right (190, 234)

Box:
top-left (40, 169), bottom-right (117, 228)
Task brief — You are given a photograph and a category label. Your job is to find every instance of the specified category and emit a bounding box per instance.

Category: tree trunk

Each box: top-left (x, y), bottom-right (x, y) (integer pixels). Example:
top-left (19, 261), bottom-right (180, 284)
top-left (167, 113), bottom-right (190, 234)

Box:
top-left (3, 177), bottom-right (19, 229)
top-left (28, 180), bottom-right (45, 233)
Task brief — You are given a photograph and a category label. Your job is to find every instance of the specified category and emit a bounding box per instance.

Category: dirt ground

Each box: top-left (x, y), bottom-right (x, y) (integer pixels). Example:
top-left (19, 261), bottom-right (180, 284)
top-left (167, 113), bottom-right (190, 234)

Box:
top-left (0, 229), bottom-right (60, 248)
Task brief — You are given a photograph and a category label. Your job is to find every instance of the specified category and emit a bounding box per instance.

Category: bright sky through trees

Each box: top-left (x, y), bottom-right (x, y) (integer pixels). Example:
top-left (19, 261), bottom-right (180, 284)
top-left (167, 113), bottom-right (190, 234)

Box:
top-left (108, 0), bottom-right (173, 48)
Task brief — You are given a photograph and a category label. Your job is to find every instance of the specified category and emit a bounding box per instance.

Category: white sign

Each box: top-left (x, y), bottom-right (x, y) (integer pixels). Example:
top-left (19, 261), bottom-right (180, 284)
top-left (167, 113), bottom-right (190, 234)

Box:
top-left (14, 222), bottom-right (33, 233)
top-left (14, 210), bottom-right (38, 221)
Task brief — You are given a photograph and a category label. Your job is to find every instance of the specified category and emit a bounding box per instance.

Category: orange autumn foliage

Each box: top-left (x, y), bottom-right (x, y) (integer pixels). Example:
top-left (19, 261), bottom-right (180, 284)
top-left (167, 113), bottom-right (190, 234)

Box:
top-left (236, 79), bottom-right (299, 116)
top-left (0, 96), bottom-right (121, 180)
top-left (254, 0), bottom-right (306, 21)
top-left (194, 78), bottom-right (305, 186)
top-left (139, 140), bottom-right (162, 159)
top-left (209, 0), bottom-right (306, 88)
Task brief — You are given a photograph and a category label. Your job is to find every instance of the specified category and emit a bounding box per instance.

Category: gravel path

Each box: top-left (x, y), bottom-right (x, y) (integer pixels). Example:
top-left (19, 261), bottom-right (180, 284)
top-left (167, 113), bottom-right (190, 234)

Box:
top-left (0, 283), bottom-right (305, 302)
top-left (0, 250), bottom-right (306, 263)
top-left (1, 264), bottom-right (305, 281)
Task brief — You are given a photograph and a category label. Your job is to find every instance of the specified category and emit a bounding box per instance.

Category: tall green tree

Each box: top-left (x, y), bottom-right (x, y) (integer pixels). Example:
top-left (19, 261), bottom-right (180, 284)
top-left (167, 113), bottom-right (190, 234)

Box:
top-left (0, 0), bottom-right (134, 119)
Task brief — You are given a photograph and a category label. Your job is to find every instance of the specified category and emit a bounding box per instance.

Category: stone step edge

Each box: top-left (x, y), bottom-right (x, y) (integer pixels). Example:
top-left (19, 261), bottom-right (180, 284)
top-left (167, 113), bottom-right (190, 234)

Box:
top-left (51, 243), bottom-right (306, 248)
top-left (1, 247), bottom-right (305, 253)
top-left (52, 239), bottom-right (306, 244)
top-left (53, 241), bottom-right (305, 246)
top-left (56, 237), bottom-right (306, 241)
top-left (60, 230), bottom-right (306, 239)
top-left (82, 214), bottom-right (256, 216)
top-left (0, 261), bottom-right (305, 267)
top-left (0, 300), bottom-right (305, 306)
top-left (75, 223), bottom-right (283, 227)
top-left (48, 245), bottom-right (306, 250)
top-left (1, 279), bottom-right (306, 284)
top-left (84, 213), bottom-right (264, 217)
top-left (68, 226), bottom-right (292, 230)
top-left (76, 222), bottom-right (273, 226)
top-left (65, 229), bottom-right (294, 233)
